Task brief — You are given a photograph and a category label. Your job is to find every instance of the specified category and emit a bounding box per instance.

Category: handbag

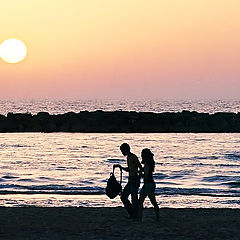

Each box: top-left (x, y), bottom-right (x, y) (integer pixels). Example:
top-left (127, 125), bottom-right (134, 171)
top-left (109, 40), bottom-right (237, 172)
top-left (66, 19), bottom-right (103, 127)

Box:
top-left (105, 166), bottom-right (122, 199)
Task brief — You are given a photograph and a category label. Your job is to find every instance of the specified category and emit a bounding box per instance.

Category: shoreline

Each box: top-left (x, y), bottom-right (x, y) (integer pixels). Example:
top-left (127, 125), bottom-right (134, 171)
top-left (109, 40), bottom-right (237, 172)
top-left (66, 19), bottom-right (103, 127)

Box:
top-left (1, 207), bottom-right (240, 239)
top-left (1, 193), bottom-right (240, 209)
top-left (1, 110), bottom-right (240, 132)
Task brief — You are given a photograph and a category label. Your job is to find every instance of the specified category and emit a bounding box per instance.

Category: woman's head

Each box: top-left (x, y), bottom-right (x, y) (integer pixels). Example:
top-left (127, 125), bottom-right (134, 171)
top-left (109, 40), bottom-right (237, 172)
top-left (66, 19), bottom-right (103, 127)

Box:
top-left (141, 148), bottom-right (155, 172)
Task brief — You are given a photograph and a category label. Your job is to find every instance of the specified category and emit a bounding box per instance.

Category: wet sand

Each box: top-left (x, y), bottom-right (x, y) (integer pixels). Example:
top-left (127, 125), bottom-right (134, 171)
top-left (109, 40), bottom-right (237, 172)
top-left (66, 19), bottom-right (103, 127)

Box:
top-left (1, 207), bottom-right (240, 240)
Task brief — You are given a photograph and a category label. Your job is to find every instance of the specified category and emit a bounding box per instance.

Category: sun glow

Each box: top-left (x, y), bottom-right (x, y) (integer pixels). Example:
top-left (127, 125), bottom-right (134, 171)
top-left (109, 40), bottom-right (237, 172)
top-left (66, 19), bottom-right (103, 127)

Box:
top-left (0, 39), bottom-right (27, 63)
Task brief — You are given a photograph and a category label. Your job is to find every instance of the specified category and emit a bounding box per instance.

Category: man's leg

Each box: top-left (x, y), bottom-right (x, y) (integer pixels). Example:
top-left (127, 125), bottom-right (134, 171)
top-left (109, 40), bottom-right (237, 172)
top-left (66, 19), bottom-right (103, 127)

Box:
top-left (130, 177), bottom-right (140, 219)
top-left (120, 182), bottom-right (134, 217)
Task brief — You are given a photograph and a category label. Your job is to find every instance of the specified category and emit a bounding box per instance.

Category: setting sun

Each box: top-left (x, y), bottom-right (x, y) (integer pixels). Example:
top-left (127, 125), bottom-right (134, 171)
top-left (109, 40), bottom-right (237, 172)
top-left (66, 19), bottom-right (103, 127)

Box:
top-left (0, 39), bottom-right (27, 64)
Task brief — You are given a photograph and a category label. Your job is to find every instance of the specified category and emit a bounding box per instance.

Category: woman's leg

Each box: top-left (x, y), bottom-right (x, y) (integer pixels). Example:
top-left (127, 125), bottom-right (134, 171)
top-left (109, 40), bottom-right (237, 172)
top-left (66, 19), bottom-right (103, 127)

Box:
top-left (148, 192), bottom-right (159, 221)
top-left (138, 187), bottom-right (147, 221)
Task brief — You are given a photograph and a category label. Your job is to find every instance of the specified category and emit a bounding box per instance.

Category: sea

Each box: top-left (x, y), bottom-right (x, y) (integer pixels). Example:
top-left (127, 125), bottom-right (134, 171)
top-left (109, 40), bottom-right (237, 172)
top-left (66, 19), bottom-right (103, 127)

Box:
top-left (0, 99), bottom-right (239, 208)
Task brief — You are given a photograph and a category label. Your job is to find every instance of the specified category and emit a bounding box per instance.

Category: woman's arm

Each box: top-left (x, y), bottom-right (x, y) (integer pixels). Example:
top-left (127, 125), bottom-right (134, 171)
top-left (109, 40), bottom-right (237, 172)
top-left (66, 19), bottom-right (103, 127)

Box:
top-left (144, 164), bottom-right (150, 178)
top-left (136, 158), bottom-right (143, 173)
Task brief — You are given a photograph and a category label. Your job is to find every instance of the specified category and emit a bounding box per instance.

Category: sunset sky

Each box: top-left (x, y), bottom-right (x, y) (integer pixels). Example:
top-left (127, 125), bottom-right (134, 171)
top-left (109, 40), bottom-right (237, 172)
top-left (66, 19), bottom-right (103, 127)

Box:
top-left (0, 0), bottom-right (240, 99)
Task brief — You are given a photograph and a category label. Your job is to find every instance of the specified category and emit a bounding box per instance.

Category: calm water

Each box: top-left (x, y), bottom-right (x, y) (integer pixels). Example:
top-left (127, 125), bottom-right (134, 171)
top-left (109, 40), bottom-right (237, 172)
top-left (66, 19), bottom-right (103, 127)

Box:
top-left (0, 133), bottom-right (239, 208)
top-left (1, 99), bottom-right (240, 115)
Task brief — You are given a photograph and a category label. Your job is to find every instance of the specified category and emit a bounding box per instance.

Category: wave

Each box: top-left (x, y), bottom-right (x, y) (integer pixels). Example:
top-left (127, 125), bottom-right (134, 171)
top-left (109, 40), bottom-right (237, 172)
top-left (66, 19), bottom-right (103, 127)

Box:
top-left (194, 138), bottom-right (209, 142)
top-left (107, 159), bottom-right (125, 163)
top-left (0, 184), bottom-right (239, 197)
top-left (2, 175), bottom-right (19, 179)
top-left (154, 170), bottom-right (194, 180)
top-left (191, 156), bottom-right (219, 160)
top-left (222, 181), bottom-right (240, 188)
top-left (163, 162), bottom-right (240, 168)
top-left (224, 153), bottom-right (240, 161)
top-left (0, 183), bottom-right (103, 191)
top-left (222, 199), bottom-right (240, 205)
top-left (0, 190), bottom-right (104, 195)
top-left (17, 178), bottom-right (37, 182)
top-left (156, 187), bottom-right (240, 197)
top-left (0, 144), bottom-right (31, 148)
top-left (202, 175), bottom-right (240, 183)
top-left (154, 173), bottom-right (169, 179)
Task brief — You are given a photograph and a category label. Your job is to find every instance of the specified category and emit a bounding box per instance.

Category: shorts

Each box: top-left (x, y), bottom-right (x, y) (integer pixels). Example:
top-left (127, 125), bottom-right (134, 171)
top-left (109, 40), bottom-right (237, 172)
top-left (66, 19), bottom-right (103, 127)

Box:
top-left (141, 182), bottom-right (156, 195)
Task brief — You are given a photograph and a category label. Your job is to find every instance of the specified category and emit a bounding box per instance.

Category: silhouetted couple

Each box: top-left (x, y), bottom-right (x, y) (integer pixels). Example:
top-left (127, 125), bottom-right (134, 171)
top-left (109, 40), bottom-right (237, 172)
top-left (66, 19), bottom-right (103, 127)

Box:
top-left (114, 143), bottom-right (159, 221)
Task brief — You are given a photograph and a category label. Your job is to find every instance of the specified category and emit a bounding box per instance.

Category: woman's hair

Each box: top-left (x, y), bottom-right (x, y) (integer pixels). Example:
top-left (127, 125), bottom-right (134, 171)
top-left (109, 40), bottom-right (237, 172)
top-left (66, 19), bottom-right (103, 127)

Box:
top-left (141, 148), bottom-right (155, 172)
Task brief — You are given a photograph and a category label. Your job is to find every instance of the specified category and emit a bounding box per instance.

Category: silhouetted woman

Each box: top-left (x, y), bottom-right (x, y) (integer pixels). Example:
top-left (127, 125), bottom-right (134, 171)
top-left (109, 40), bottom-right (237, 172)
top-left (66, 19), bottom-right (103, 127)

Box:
top-left (139, 148), bottom-right (159, 221)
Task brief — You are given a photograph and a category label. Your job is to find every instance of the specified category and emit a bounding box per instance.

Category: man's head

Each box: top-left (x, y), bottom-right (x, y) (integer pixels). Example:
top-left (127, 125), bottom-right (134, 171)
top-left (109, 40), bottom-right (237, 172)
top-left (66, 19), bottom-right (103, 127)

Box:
top-left (120, 143), bottom-right (130, 156)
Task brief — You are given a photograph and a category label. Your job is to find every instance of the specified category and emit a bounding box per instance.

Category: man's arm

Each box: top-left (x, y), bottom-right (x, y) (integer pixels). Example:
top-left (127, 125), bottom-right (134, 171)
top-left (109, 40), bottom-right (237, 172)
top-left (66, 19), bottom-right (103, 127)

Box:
top-left (113, 164), bottom-right (129, 172)
top-left (121, 166), bottom-right (129, 172)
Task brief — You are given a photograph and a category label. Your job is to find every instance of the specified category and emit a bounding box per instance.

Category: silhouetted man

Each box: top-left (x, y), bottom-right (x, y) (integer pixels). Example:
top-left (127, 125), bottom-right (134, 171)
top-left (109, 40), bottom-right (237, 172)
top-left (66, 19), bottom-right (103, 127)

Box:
top-left (114, 143), bottom-right (143, 220)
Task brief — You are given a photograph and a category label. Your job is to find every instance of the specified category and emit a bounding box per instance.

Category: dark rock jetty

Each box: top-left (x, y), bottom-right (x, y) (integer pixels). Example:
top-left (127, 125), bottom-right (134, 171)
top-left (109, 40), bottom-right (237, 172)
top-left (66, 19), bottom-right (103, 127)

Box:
top-left (0, 110), bottom-right (240, 133)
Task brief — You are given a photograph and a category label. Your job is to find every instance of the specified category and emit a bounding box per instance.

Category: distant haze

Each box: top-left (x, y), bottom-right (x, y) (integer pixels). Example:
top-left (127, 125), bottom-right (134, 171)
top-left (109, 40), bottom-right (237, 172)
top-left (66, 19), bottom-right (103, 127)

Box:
top-left (0, 1), bottom-right (240, 99)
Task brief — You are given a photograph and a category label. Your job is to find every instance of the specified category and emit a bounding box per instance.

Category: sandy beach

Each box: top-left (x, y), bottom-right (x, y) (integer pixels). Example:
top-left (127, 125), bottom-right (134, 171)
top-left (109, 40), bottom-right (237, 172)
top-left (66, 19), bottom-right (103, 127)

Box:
top-left (0, 207), bottom-right (239, 240)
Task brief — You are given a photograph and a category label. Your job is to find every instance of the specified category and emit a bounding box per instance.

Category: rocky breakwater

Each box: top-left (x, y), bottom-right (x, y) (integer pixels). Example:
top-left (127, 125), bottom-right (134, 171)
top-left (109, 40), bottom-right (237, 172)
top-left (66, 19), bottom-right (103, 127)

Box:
top-left (0, 110), bottom-right (240, 133)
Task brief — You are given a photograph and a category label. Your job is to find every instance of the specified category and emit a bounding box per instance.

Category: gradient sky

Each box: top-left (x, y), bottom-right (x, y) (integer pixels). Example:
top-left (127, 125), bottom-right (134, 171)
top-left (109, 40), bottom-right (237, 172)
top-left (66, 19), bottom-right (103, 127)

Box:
top-left (0, 0), bottom-right (240, 99)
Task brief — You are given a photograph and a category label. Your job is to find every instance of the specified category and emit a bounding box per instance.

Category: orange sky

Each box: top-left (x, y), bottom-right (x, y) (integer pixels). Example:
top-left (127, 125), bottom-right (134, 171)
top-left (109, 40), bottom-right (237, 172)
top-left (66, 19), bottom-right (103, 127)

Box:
top-left (0, 0), bottom-right (240, 99)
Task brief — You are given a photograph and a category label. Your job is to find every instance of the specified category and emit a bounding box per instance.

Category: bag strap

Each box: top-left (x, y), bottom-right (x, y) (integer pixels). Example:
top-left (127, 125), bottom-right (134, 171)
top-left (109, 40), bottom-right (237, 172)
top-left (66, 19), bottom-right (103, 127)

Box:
top-left (120, 168), bottom-right (122, 185)
top-left (112, 166), bottom-right (123, 185)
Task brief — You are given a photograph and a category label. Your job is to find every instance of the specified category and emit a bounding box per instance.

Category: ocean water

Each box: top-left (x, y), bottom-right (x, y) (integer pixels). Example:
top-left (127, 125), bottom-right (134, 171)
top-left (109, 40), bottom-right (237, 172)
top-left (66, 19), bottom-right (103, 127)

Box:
top-left (0, 133), bottom-right (239, 208)
top-left (0, 99), bottom-right (240, 115)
